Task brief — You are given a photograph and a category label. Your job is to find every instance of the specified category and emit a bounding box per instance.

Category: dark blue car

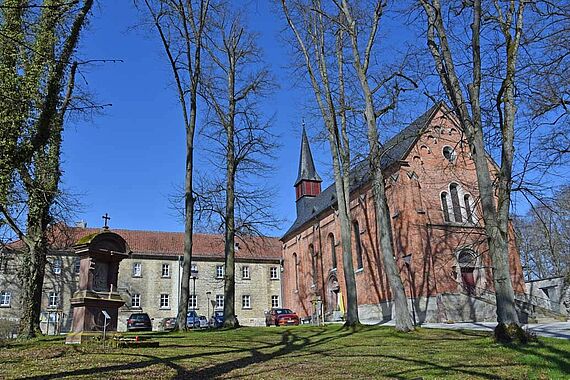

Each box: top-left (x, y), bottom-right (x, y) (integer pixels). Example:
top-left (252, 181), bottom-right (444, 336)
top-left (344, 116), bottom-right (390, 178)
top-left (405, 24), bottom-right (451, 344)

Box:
top-left (210, 311), bottom-right (224, 328)
top-left (186, 311), bottom-right (201, 328)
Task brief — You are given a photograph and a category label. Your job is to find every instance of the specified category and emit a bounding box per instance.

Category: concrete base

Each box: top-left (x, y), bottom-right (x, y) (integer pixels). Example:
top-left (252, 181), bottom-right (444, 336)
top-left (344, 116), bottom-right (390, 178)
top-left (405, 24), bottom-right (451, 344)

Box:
top-left (65, 331), bottom-right (103, 344)
top-left (358, 293), bottom-right (501, 324)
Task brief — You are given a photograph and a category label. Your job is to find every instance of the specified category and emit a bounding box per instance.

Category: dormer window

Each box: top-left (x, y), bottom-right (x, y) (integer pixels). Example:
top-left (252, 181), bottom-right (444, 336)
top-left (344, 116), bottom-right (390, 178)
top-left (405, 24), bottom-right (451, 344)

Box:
top-left (443, 146), bottom-right (456, 162)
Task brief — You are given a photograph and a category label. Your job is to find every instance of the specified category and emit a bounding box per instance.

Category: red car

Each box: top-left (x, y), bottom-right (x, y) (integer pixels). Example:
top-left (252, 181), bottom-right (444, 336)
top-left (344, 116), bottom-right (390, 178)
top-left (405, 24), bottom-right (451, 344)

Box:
top-left (265, 308), bottom-right (300, 326)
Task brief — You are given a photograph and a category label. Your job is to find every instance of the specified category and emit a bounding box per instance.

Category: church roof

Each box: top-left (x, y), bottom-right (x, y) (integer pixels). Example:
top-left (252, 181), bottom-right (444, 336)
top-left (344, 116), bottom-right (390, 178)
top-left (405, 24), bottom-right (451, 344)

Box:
top-left (295, 127), bottom-right (322, 185)
top-left (282, 102), bottom-right (443, 241)
top-left (9, 225), bottom-right (282, 262)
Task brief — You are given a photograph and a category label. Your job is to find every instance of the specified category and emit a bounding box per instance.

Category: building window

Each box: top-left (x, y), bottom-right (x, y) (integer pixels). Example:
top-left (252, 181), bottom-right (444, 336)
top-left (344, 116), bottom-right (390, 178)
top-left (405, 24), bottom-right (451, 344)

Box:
top-left (329, 234), bottom-right (337, 269)
top-left (464, 194), bottom-right (474, 223)
top-left (48, 292), bottom-right (59, 308)
top-left (270, 266), bottom-right (279, 280)
top-left (73, 258), bottom-right (81, 274)
top-left (131, 293), bottom-right (141, 308)
top-left (353, 221), bottom-right (364, 270)
top-left (161, 263), bottom-right (170, 278)
top-left (293, 253), bottom-right (299, 291)
top-left (242, 266), bottom-right (250, 279)
top-left (0, 291), bottom-right (11, 307)
top-left (450, 183), bottom-right (463, 223)
top-left (215, 294), bottom-right (224, 309)
top-left (271, 295), bottom-right (279, 308)
top-left (441, 192), bottom-right (450, 222)
top-left (242, 295), bottom-right (251, 309)
top-left (443, 146), bottom-right (456, 162)
top-left (189, 294), bottom-right (197, 309)
top-left (216, 265), bottom-right (224, 279)
top-left (52, 258), bottom-right (62, 275)
top-left (132, 263), bottom-right (142, 277)
top-left (160, 294), bottom-right (170, 309)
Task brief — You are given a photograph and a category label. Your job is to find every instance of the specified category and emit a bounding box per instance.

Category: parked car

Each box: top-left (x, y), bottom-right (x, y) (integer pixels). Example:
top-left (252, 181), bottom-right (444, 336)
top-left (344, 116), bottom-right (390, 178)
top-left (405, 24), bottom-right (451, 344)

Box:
top-left (127, 313), bottom-right (153, 331)
top-left (162, 317), bottom-right (177, 331)
top-left (186, 311), bottom-right (205, 328)
top-left (210, 311), bottom-right (224, 328)
top-left (265, 308), bottom-right (300, 326)
top-left (199, 315), bottom-right (209, 328)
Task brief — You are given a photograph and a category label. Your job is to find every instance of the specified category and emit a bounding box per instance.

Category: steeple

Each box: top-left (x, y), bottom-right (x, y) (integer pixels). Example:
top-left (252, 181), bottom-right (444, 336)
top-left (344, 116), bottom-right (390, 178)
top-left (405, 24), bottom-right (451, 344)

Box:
top-left (294, 126), bottom-right (322, 202)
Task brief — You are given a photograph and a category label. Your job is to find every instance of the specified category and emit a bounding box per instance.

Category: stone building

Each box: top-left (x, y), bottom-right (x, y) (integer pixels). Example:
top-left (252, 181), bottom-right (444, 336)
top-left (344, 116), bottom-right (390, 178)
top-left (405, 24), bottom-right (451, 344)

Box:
top-left (281, 103), bottom-right (527, 324)
top-left (0, 226), bottom-right (282, 333)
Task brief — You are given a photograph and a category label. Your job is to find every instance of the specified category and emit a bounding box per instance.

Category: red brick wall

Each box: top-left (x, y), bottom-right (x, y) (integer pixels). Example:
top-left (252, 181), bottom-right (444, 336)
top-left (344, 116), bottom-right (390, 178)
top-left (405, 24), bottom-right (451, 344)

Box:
top-left (281, 108), bottom-right (526, 318)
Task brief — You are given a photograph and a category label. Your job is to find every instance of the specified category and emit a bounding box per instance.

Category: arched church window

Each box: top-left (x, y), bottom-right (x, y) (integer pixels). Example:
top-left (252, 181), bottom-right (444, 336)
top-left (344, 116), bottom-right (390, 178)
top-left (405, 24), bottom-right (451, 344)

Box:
top-left (329, 233), bottom-right (337, 270)
top-left (443, 146), bottom-right (456, 162)
top-left (309, 244), bottom-right (317, 285)
top-left (441, 192), bottom-right (450, 222)
top-left (352, 221), bottom-right (363, 270)
top-left (464, 194), bottom-right (474, 223)
top-left (450, 183), bottom-right (463, 223)
top-left (293, 252), bottom-right (299, 291)
top-left (457, 249), bottom-right (477, 294)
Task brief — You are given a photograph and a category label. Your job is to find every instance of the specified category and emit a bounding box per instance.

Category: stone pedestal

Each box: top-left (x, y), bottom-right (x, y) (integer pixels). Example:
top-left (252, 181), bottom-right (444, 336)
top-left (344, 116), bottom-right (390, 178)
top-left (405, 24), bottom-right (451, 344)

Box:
top-left (65, 229), bottom-right (130, 344)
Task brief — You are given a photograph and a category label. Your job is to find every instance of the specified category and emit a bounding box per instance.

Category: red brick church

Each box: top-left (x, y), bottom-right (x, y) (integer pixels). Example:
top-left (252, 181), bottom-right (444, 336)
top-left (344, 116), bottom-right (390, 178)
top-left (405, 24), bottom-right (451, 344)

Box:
top-left (280, 103), bottom-right (526, 323)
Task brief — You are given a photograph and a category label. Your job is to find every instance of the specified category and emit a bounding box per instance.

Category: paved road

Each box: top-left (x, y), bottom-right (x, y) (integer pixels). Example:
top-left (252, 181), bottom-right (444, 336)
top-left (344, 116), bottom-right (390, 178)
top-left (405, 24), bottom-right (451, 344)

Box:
top-left (362, 320), bottom-right (570, 339)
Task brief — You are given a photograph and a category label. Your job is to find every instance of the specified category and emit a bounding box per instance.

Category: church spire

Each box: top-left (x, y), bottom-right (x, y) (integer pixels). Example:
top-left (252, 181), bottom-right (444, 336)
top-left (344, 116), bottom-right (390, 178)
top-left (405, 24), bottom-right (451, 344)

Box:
top-left (294, 125), bottom-right (322, 202)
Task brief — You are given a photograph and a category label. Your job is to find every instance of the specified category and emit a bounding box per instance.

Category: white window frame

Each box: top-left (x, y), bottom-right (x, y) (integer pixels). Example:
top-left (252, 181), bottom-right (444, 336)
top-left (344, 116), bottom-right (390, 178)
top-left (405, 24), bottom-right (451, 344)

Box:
top-left (53, 257), bottom-right (62, 275)
top-left (131, 293), bottom-right (141, 308)
top-left (242, 266), bottom-right (250, 279)
top-left (132, 262), bottom-right (142, 277)
top-left (271, 295), bottom-right (279, 308)
top-left (242, 295), bottom-right (251, 309)
top-left (161, 263), bottom-right (170, 278)
top-left (48, 292), bottom-right (59, 308)
top-left (73, 258), bottom-right (81, 274)
top-left (160, 293), bottom-right (170, 309)
top-left (215, 294), bottom-right (224, 309)
top-left (216, 265), bottom-right (224, 279)
top-left (191, 263), bottom-right (198, 272)
top-left (270, 266), bottom-right (279, 280)
top-left (189, 294), bottom-right (197, 309)
top-left (0, 291), bottom-right (11, 307)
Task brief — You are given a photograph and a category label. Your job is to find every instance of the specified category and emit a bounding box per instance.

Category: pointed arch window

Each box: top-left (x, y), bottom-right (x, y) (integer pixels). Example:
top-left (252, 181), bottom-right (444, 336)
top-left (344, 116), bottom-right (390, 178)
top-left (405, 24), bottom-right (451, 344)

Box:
top-left (329, 233), bottom-right (337, 270)
top-left (293, 253), bottom-right (299, 291)
top-left (441, 192), bottom-right (450, 222)
top-left (464, 194), bottom-right (474, 223)
top-left (309, 244), bottom-right (317, 285)
top-left (353, 221), bottom-right (363, 270)
top-left (450, 183), bottom-right (463, 223)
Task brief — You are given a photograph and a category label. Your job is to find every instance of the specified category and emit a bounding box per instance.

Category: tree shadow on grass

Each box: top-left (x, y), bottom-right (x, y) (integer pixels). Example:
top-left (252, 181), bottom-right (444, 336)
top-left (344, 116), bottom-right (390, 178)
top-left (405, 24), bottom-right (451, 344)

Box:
top-left (16, 327), bottom-right (569, 380)
top-left (506, 339), bottom-right (570, 375)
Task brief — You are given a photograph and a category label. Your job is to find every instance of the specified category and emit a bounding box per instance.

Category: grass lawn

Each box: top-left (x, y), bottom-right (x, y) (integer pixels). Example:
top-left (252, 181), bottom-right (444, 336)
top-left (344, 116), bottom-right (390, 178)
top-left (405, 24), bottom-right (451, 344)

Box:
top-left (0, 325), bottom-right (568, 379)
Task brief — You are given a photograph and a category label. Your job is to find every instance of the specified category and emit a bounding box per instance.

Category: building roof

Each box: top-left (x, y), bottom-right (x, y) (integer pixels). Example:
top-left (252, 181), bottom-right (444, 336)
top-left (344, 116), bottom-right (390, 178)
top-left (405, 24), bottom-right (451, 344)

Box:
top-left (282, 103), bottom-right (443, 240)
top-left (295, 127), bottom-right (322, 186)
top-left (13, 225), bottom-right (282, 261)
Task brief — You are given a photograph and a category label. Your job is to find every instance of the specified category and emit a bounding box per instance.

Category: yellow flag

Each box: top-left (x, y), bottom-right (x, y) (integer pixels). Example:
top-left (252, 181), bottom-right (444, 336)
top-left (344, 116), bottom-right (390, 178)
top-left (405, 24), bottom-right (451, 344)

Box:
top-left (338, 292), bottom-right (345, 314)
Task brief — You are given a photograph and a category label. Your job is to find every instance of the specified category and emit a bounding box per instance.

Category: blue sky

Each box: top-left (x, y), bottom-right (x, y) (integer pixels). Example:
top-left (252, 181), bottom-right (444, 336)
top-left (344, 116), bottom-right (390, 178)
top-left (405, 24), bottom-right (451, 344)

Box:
top-left (59, 1), bottom-right (564, 236)
top-left (62, 1), bottom-right (316, 235)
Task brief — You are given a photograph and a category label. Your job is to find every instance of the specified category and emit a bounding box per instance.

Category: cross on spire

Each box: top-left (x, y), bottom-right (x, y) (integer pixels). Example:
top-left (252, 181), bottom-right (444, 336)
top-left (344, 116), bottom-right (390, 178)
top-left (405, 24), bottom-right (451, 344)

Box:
top-left (102, 213), bottom-right (111, 229)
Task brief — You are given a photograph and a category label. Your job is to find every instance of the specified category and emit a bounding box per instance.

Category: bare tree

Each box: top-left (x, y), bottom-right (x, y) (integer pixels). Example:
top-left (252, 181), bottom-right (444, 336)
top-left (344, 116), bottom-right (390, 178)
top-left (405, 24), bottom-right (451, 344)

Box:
top-left (280, 0), bottom-right (360, 326)
top-left (0, 0), bottom-right (94, 338)
top-left (417, 0), bottom-right (528, 340)
top-left (139, 0), bottom-right (211, 331)
top-left (334, 0), bottom-right (415, 332)
top-left (198, 7), bottom-right (277, 327)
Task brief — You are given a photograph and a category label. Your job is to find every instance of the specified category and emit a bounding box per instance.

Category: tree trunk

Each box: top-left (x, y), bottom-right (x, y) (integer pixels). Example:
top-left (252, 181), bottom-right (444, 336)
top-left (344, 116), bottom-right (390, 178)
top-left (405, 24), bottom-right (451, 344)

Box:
top-left (223, 63), bottom-right (238, 327)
